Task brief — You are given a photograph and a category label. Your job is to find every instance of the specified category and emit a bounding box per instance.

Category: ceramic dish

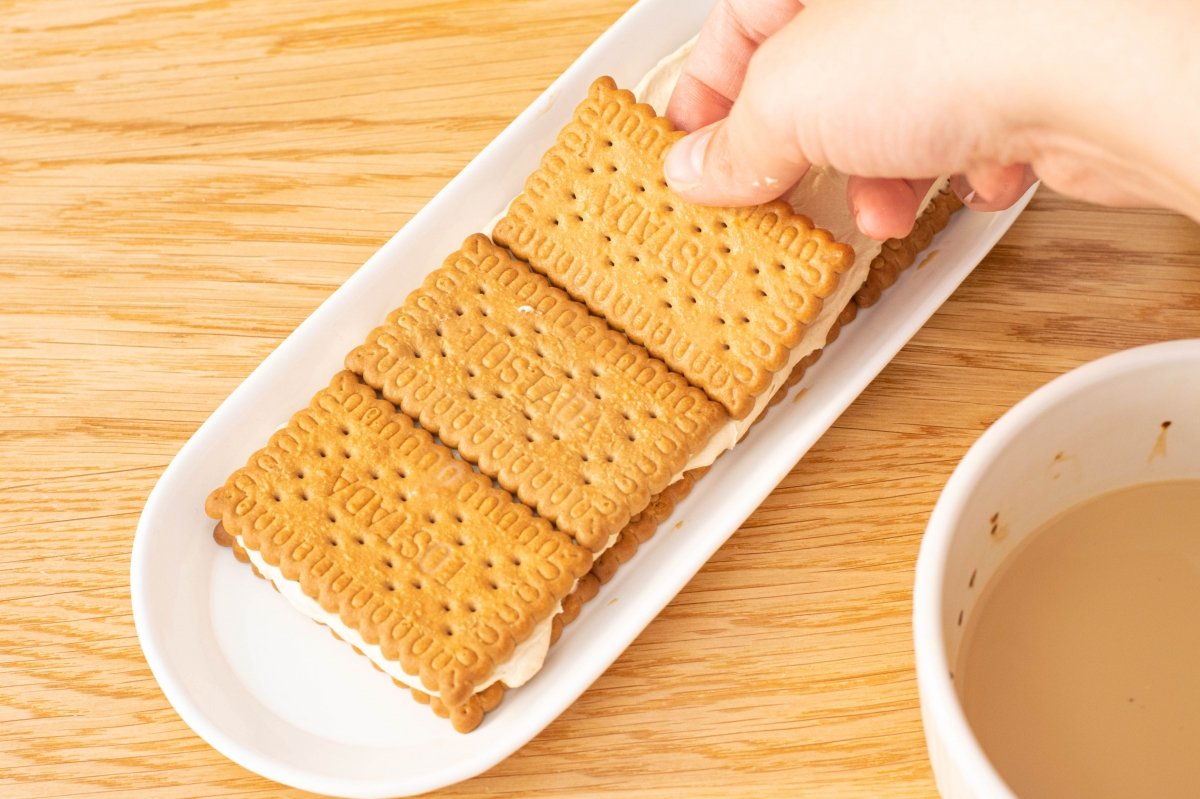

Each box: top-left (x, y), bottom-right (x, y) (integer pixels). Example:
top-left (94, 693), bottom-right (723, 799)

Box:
top-left (131, 0), bottom-right (1034, 795)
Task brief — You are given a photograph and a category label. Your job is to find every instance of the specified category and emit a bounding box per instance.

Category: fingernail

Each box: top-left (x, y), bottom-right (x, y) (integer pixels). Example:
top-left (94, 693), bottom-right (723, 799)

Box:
top-left (665, 126), bottom-right (716, 192)
top-left (851, 204), bottom-right (878, 239)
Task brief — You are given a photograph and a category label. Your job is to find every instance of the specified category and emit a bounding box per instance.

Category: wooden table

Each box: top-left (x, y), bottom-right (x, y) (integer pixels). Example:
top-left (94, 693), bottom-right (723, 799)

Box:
top-left (2, 1), bottom-right (1197, 796)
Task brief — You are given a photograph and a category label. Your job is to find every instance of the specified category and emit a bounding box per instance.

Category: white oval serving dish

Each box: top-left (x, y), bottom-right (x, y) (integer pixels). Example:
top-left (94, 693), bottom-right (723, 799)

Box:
top-left (131, 0), bottom-right (1034, 794)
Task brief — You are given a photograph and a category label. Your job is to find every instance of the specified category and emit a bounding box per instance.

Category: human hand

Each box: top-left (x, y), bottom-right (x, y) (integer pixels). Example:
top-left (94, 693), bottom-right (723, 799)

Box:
top-left (663, 0), bottom-right (1200, 238)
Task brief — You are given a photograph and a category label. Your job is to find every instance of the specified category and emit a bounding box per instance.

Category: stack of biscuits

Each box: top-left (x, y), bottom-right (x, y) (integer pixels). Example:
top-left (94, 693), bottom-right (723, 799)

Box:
top-left (205, 77), bottom-right (960, 732)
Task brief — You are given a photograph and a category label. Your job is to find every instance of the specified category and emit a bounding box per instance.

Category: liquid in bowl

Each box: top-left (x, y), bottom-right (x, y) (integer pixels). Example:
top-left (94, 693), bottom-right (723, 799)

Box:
top-left (957, 479), bottom-right (1200, 799)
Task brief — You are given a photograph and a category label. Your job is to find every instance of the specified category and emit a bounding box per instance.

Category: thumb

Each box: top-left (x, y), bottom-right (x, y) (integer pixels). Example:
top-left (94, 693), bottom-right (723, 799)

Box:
top-left (664, 81), bottom-right (811, 206)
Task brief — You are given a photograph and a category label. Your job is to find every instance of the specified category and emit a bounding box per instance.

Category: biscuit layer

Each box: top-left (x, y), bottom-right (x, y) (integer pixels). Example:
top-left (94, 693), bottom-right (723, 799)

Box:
top-left (494, 77), bottom-right (854, 419)
top-left (346, 234), bottom-right (727, 551)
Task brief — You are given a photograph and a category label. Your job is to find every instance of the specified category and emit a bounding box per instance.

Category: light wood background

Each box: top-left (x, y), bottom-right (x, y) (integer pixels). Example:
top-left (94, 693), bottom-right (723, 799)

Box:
top-left (2, 1), bottom-right (1198, 797)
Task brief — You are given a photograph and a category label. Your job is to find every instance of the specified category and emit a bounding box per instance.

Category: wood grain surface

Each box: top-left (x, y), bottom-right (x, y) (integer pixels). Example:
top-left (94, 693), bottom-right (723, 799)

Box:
top-left (2, 1), bottom-right (1198, 796)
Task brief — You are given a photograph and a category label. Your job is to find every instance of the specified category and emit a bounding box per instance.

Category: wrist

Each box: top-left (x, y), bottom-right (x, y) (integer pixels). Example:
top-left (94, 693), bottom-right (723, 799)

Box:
top-left (1008, 1), bottom-right (1200, 219)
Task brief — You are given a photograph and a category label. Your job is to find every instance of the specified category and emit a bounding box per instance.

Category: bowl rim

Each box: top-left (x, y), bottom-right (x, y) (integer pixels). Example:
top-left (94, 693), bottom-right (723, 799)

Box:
top-left (912, 337), bottom-right (1200, 798)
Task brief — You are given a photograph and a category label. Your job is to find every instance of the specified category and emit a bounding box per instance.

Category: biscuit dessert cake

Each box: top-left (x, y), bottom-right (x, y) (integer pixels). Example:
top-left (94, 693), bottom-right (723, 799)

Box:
top-left (206, 68), bottom-right (960, 732)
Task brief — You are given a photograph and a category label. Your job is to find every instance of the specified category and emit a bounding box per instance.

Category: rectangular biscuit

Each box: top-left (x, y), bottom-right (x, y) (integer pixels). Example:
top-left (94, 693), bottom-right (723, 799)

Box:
top-left (493, 76), bottom-right (855, 419)
top-left (345, 233), bottom-right (728, 552)
top-left (204, 371), bottom-right (592, 710)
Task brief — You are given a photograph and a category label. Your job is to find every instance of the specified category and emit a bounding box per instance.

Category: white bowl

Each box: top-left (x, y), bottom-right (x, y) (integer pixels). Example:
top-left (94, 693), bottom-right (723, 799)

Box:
top-left (913, 339), bottom-right (1200, 798)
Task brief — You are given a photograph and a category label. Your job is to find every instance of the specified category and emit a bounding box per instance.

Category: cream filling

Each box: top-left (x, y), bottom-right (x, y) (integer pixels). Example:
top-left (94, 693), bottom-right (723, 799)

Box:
top-left (480, 198), bottom-right (510, 238)
top-left (236, 534), bottom-right (561, 696)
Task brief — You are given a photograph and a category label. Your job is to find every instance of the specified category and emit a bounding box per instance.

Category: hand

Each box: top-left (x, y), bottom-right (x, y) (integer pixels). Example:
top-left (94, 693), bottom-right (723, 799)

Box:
top-left (663, 0), bottom-right (1200, 237)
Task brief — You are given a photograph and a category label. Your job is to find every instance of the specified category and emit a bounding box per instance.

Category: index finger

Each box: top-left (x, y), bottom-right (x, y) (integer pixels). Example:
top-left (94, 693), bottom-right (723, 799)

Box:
top-left (666, 0), bottom-right (804, 132)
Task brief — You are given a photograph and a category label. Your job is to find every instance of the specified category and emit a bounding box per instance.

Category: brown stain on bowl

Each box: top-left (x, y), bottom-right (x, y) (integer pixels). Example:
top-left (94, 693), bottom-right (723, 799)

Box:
top-left (989, 511), bottom-right (1008, 542)
top-left (1049, 449), bottom-right (1081, 481)
top-left (1150, 420), bottom-right (1171, 462)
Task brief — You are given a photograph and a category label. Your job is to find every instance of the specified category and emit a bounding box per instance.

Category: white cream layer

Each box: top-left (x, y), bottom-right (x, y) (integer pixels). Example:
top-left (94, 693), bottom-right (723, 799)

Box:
top-left (236, 534), bottom-right (560, 697)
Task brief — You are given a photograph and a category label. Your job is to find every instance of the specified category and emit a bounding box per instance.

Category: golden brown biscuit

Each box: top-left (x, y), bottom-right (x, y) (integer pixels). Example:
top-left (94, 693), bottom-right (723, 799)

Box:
top-left (493, 76), bottom-right (854, 420)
